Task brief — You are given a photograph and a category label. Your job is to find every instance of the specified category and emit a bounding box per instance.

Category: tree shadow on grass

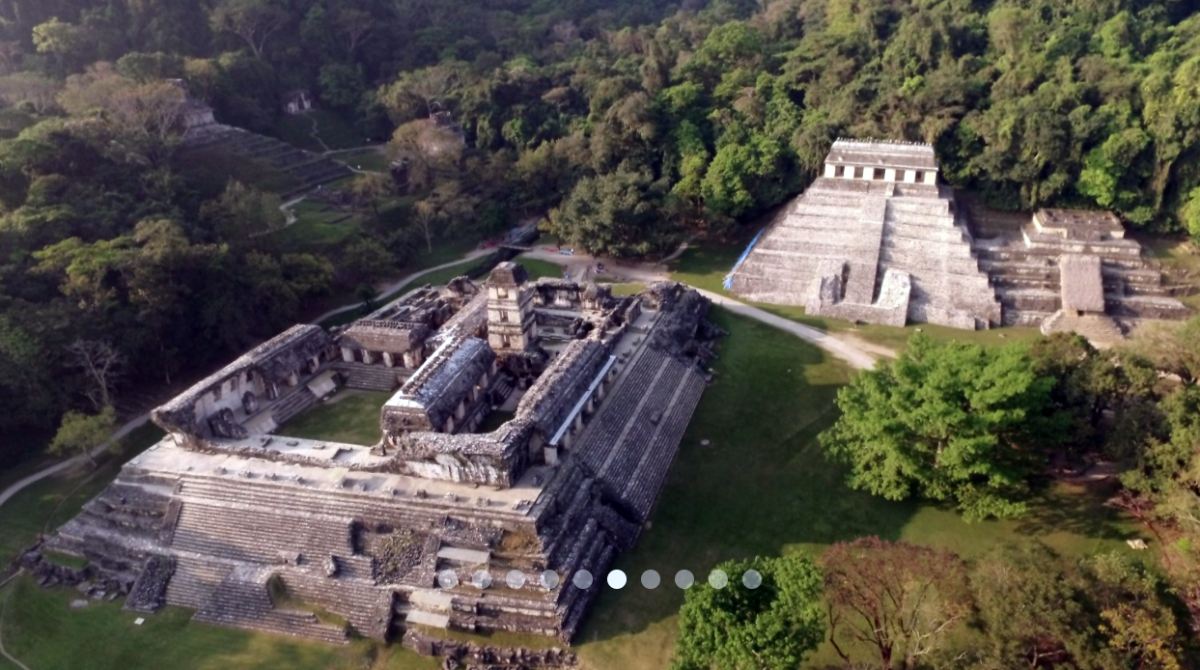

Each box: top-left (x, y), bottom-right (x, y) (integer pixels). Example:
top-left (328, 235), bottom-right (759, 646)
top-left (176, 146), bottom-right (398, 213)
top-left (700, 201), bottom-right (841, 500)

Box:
top-left (1012, 477), bottom-right (1135, 543)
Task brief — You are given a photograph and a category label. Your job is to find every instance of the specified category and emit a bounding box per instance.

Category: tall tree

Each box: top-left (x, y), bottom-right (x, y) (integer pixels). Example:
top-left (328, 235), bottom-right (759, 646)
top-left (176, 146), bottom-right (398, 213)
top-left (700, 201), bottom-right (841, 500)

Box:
top-left (48, 405), bottom-right (117, 467)
top-left (673, 553), bottom-right (825, 670)
top-left (209, 0), bottom-right (287, 60)
top-left (822, 538), bottom-right (973, 670)
top-left (820, 334), bottom-right (1062, 520)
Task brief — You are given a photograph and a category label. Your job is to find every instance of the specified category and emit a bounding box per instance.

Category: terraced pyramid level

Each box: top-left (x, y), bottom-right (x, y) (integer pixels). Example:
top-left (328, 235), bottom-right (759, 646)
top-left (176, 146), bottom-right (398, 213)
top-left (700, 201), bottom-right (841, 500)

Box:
top-left (730, 139), bottom-right (1001, 329)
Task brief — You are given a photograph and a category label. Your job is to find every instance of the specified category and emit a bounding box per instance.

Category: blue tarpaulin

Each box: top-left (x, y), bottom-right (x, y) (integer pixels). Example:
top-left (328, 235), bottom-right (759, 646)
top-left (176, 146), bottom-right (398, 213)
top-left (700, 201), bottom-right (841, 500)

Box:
top-left (722, 227), bottom-right (766, 290)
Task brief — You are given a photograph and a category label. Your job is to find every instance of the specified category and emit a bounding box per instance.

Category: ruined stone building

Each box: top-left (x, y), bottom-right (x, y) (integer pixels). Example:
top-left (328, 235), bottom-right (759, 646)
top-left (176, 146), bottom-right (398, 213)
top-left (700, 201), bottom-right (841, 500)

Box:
top-left (48, 263), bottom-right (718, 648)
top-left (728, 139), bottom-right (1189, 337)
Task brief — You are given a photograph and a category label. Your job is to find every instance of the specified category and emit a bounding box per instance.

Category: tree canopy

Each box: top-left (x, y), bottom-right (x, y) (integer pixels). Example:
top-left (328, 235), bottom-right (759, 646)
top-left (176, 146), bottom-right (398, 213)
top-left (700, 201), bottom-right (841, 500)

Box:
top-left (820, 334), bottom-right (1062, 520)
top-left (672, 553), bottom-right (825, 670)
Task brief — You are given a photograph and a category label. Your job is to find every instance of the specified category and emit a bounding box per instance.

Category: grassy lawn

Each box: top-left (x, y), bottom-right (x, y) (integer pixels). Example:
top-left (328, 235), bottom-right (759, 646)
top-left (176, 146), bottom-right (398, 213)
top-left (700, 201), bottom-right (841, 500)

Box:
top-left (573, 308), bottom-right (1138, 670)
top-left (0, 576), bottom-right (439, 670)
top-left (669, 242), bottom-right (1041, 352)
top-left (0, 423), bottom-right (164, 565)
top-left (336, 148), bottom-right (390, 173)
top-left (273, 201), bottom-right (362, 250)
top-left (282, 390), bottom-right (393, 446)
top-left (517, 257), bottom-right (566, 280)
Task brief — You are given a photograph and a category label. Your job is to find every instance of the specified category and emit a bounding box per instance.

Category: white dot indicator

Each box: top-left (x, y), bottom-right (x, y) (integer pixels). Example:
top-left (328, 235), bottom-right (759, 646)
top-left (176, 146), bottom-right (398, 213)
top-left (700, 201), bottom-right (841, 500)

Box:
top-left (641, 570), bottom-right (660, 589)
top-left (675, 570), bottom-right (694, 589)
top-left (506, 570), bottom-right (526, 589)
top-left (572, 570), bottom-right (594, 589)
top-left (742, 569), bottom-right (762, 589)
top-left (437, 569), bottom-right (459, 589)
top-left (471, 570), bottom-right (492, 589)
top-left (708, 570), bottom-right (728, 589)
top-left (607, 569), bottom-right (627, 589)
top-left (541, 570), bottom-right (560, 589)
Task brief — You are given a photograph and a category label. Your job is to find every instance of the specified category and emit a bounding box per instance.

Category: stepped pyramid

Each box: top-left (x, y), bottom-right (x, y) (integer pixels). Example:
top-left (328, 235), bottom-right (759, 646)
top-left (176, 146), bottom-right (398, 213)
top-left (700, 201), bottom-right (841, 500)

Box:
top-left (728, 139), bottom-right (1001, 329)
top-left (176, 88), bottom-right (352, 199)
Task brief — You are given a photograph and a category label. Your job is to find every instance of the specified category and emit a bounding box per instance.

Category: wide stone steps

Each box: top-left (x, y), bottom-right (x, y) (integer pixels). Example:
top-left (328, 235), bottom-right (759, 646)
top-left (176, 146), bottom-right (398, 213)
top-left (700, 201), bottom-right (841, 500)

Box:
top-left (271, 387), bottom-right (318, 425)
top-left (574, 348), bottom-right (707, 522)
top-left (194, 575), bottom-right (349, 645)
top-left (282, 573), bottom-right (392, 639)
top-left (617, 367), bottom-right (707, 521)
top-left (335, 363), bottom-right (403, 391)
top-left (175, 475), bottom-right (521, 529)
top-left (172, 500), bottom-right (353, 564)
top-left (165, 556), bottom-right (231, 609)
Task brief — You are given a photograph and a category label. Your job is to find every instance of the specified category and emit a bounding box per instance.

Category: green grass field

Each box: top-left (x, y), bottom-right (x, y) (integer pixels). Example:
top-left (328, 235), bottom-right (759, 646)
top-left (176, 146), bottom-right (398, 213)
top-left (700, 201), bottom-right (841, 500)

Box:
top-left (273, 201), bottom-right (363, 250)
top-left (282, 390), bottom-right (393, 445)
top-left (0, 310), bottom-right (1138, 670)
top-left (336, 148), bottom-right (390, 173)
top-left (0, 576), bottom-right (439, 670)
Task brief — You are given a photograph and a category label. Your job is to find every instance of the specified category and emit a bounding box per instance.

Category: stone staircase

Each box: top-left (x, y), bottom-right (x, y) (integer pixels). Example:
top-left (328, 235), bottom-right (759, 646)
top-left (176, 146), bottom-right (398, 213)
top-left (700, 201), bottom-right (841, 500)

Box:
top-left (334, 363), bottom-right (404, 391)
top-left (165, 556), bottom-right (231, 609)
top-left (194, 572), bottom-right (349, 644)
top-left (183, 124), bottom-right (352, 197)
top-left (271, 387), bottom-right (318, 425)
top-left (575, 347), bottom-right (708, 522)
top-left (171, 499), bottom-right (354, 565)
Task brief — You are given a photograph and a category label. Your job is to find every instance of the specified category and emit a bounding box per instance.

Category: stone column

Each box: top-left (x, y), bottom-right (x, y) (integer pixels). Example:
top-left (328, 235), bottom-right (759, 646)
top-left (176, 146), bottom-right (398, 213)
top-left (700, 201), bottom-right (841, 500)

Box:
top-left (341, 347), bottom-right (355, 363)
top-left (862, 167), bottom-right (875, 181)
top-left (362, 350), bottom-right (374, 365)
top-left (884, 168), bottom-right (897, 182)
top-left (903, 169), bottom-right (916, 184)
top-left (382, 352), bottom-right (394, 368)
top-left (544, 446), bottom-right (559, 466)
top-left (823, 163), bottom-right (837, 178)
top-left (923, 171), bottom-right (937, 185)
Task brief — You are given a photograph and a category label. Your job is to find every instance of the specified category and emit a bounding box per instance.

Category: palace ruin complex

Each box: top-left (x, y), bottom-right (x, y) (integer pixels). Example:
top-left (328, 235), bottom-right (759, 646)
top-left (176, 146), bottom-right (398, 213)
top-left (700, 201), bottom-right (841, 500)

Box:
top-left (728, 139), bottom-right (1189, 338)
top-left (46, 263), bottom-right (719, 650)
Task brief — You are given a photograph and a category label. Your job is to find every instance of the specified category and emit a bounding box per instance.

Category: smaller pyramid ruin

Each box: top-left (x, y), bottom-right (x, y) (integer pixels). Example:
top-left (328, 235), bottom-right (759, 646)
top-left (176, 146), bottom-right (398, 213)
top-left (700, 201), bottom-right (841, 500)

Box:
top-left (728, 139), bottom-right (1190, 335)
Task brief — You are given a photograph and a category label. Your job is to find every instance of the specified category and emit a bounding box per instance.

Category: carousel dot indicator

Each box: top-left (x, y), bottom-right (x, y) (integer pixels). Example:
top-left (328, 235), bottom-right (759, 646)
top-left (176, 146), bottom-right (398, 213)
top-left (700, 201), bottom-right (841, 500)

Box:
top-left (506, 570), bottom-right (526, 590)
top-left (641, 570), bottom-right (661, 589)
top-left (742, 569), bottom-right (762, 589)
top-left (471, 570), bottom-right (492, 589)
top-left (437, 569), bottom-right (459, 589)
top-left (675, 570), bottom-right (695, 589)
top-left (572, 570), bottom-right (594, 589)
top-left (541, 570), bottom-right (561, 589)
top-left (607, 569), bottom-right (627, 589)
top-left (708, 569), bottom-right (728, 589)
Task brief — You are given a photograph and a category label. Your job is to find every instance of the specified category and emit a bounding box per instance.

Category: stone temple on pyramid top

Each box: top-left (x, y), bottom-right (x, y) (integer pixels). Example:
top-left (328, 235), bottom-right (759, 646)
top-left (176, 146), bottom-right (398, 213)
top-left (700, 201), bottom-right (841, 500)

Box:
top-left (726, 138), bottom-right (1190, 336)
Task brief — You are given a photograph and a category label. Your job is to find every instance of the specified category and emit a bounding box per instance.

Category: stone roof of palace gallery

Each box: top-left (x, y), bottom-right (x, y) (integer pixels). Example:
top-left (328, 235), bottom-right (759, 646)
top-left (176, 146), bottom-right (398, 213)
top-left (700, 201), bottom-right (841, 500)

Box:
top-left (338, 320), bottom-right (432, 352)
